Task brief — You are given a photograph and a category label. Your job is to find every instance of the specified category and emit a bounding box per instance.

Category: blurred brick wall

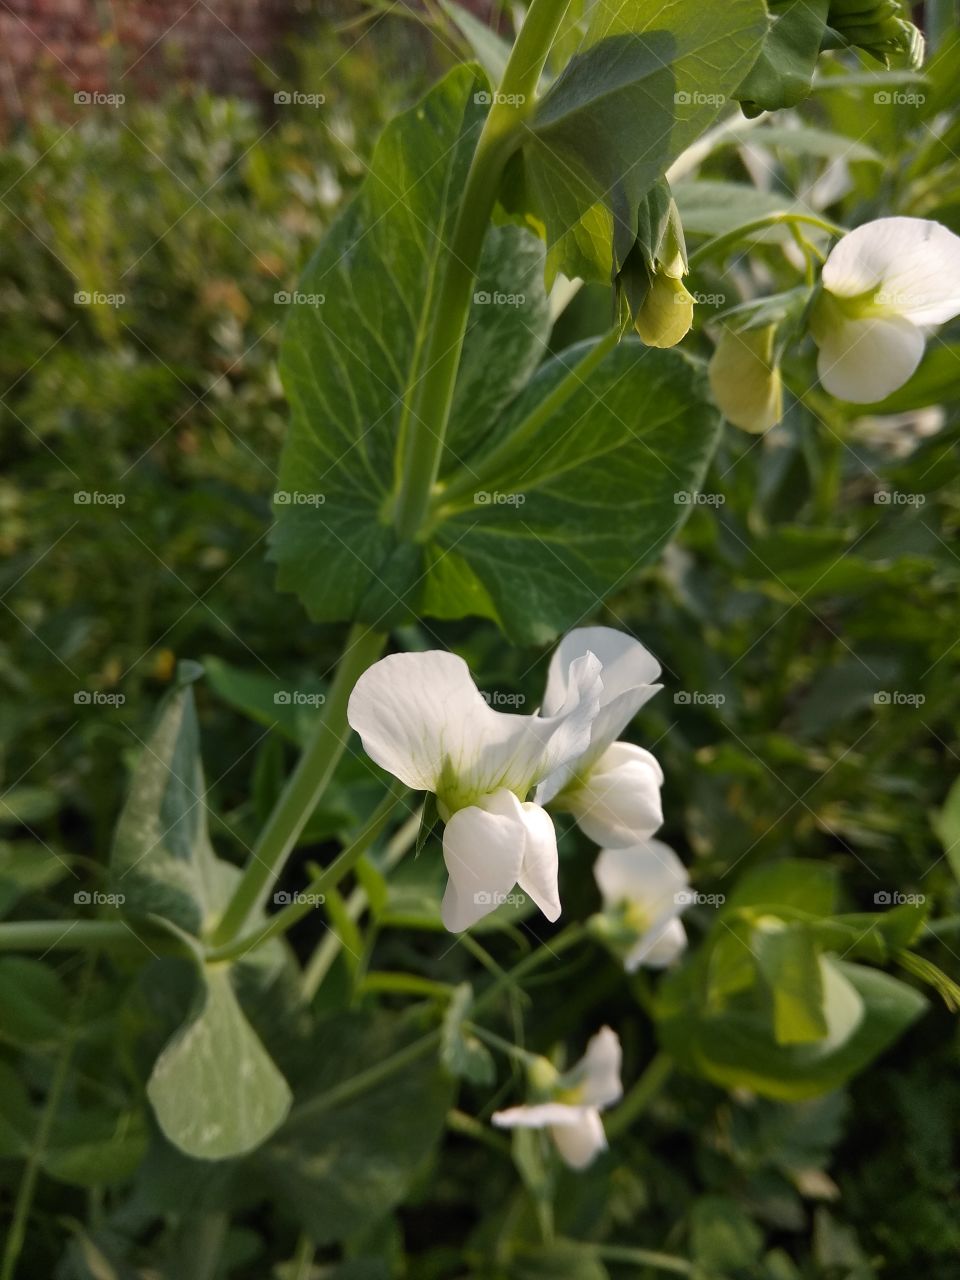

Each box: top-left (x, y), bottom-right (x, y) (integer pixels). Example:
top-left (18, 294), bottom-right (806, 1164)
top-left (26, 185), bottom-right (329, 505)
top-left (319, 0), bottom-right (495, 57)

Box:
top-left (0, 0), bottom-right (301, 120)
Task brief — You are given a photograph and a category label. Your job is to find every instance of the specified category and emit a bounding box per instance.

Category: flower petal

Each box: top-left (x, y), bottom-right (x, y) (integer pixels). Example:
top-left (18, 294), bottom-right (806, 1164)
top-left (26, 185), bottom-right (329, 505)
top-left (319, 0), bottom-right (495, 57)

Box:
top-left (440, 790), bottom-right (525, 932)
top-left (566, 742), bottom-right (664, 847)
top-left (347, 651), bottom-right (489, 793)
top-left (570, 1026), bottom-right (623, 1108)
top-left (349, 649), bottom-right (601, 808)
top-left (516, 802), bottom-right (561, 923)
top-left (594, 838), bottom-right (689, 917)
top-left (625, 916), bottom-right (687, 971)
top-left (492, 1102), bottom-right (585, 1129)
top-left (816, 313), bottom-right (925, 403)
top-left (824, 216), bottom-right (960, 325)
top-left (541, 627), bottom-right (662, 760)
top-left (550, 1109), bottom-right (607, 1169)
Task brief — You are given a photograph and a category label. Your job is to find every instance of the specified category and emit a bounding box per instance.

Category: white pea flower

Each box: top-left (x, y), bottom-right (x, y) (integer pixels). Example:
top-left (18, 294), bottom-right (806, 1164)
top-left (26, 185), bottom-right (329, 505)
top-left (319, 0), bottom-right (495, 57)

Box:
top-left (811, 217), bottom-right (960, 403)
top-left (593, 840), bottom-right (689, 970)
top-left (536, 627), bottom-right (664, 846)
top-left (347, 648), bottom-right (602, 933)
top-left (492, 1026), bottom-right (622, 1169)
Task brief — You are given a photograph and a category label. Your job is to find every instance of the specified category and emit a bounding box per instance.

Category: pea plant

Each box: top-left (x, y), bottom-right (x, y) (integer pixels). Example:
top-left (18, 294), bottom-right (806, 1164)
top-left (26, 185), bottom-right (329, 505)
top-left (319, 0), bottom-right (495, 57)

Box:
top-left (4, 1), bottom-right (960, 1276)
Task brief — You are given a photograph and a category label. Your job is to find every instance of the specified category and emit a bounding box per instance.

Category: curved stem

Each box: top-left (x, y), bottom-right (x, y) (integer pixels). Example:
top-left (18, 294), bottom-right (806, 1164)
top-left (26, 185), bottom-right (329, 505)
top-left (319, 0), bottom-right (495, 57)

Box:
top-left (392, 0), bottom-right (570, 541)
top-left (211, 623), bottom-right (387, 947)
top-left (605, 1051), bottom-right (673, 1139)
top-left (688, 212), bottom-right (845, 269)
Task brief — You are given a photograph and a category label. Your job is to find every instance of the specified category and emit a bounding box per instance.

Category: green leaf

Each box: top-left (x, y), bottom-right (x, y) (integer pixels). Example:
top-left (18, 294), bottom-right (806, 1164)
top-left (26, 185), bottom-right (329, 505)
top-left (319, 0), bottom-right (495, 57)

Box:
top-left (753, 921), bottom-right (829, 1045)
top-left (440, 0), bottom-right (511, 86)
top-left (659, 957), bottom-right (927, 1100)
top-left (691, 1195), bottom-right (764, 1270)
top-left (0, 841), bottom-right (70, 918)
top-left (935, 775), bottom-right (960, 882)
top-left (441, 983), bottom-right (495, 1084)
top-left (0, 956), bottom-right (69, 1049)
top-left (203, 654), bottom-right (325, 745)
top-left (673, 180), bottom-right (814, 240)
top-left (736, 0), bottom-right (830, 116)
top-left (509, 1243), bottom-right (610, 1280)
top-left (41, 1108), bottom-right (148, 1188)
top-left (514, 0), bottom-right (768, 281)
top-left (110, 665), bottom-right (234, 936)
top-left (416, 791), bottom-right (439, 857)
top-left (427, 341), bottom-right (721, 643)
top-left (255, 1011), bottom-right (452, 1244)
top-left (269, 66), bottom-right (551, 630)
top-left (147, 965), bottom-right (292, 1161)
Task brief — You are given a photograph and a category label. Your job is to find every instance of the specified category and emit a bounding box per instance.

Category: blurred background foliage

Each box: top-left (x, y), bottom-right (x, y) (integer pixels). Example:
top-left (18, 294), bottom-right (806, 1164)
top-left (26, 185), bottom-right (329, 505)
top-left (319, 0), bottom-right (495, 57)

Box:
top-left (2, 5), bottom-right (960, 1279)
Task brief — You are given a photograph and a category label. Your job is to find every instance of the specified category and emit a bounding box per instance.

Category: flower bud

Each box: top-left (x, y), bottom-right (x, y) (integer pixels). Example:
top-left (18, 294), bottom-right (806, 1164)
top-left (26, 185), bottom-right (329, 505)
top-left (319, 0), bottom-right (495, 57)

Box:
top-left (708, 324), bottom-right (783, 434)
top-left (634, 273), bottom-right (696, 349)
top-left (616, 181), bottom-right (694, 349)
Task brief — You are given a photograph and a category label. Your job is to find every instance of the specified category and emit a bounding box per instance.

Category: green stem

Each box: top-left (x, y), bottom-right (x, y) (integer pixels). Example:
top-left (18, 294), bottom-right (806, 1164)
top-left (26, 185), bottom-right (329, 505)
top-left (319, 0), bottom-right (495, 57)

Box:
top-left (211, 623), bottom-right (386, 946)
top-left (208, 780), bottom-right (408, 963)
top-left (292, 1029), bottom-right (441, 1121)
top-left (467, 1021), bottom-right (543, 1067)
top-left (605, 1052), bottom-right (673, 1139)
top-left (0, 919), bottom-right (161, 954)
top-left (392, 0), bottom-right (570, 541)
top-left (291, 1233), bottom-right (315, 1280)
top-left (687, 212), bottom-right (844, 269)
top-left (592, 1244), bottom-right (691, 1275)
top-left (360, 972), bottom-right (456, 1000)
top-left (473, 923), bottom-right (585, 1014)
top-left (435, 329), bottom-right (620, 511)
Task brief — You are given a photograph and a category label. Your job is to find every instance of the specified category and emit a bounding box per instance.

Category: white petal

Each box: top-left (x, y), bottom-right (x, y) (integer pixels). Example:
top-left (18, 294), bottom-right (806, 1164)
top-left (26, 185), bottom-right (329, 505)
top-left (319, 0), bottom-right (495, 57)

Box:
top-left (816, 313), bottom-right (925, 403)
top-left (566, 742), bottom-right (664, 847)
top-left (571, 1026), bottom-right (622, 1108)
top-left (440, 791), bottom-right (524, 932)
top-left (823, 217), bottom-right (960, 325)
top-left (625, 916), bottom-right (687, 971)
top-left (516, 802), bottom-right (561, 923)
top-left (348, 650), bottom-right (601, 807)
top-left (550, 1109), bottom-right (607, 1169)
top-left (492, 1102), bottom-right (584, 1129)
top-left (347, 651), bottom-right (489, 793)
top-left (539, 629), bottom-right (662, 802)
top-left (594, 839), bottom-right (689, 916)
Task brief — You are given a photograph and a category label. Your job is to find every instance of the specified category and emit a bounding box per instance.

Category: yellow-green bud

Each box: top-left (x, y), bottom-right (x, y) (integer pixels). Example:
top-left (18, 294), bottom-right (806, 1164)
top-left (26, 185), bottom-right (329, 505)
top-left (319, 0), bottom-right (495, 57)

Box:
top-left (708, 325), bottom-right (784, 434)
top-left (634, 273), bottom-right (696, 349)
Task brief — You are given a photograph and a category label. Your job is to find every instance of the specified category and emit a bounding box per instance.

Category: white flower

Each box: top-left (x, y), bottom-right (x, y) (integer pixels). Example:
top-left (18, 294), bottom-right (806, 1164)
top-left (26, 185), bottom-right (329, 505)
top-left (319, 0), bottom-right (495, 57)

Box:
top-left (537, 627), bottom-right (663, 847)
top-left (492, 1026), bottom-right (622, 1169)
top-left (811, 217), bottom-right (960, 403)
top-left (347, 649), bottom-right (602, 932)
top-left (593, 839), bottom-right (689, 970)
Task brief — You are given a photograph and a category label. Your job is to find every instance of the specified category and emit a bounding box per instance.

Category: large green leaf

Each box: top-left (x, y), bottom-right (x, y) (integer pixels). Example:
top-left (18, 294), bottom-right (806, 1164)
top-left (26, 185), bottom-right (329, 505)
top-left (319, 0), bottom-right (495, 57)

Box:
top-left (147, 966), bottom-right (292, 1161)
top-left (269, 65), bottom-right (551, 630)
top-left (426, 340), bottom-right (721, 643)
top-left (513, 0), bottom-right (768, 281)
top-left (110, 664), bottom-right (233, 936)
top-left (254, 1011), bottom-right (452, 1244)
top-left (736, 0), bottom-right (830, 117)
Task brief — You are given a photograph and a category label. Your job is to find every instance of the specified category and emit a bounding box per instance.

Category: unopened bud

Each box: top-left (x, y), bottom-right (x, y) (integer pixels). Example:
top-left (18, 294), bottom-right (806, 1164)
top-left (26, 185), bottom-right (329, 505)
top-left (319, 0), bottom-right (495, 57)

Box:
top-left (708, 324), bottom-right (783, 433)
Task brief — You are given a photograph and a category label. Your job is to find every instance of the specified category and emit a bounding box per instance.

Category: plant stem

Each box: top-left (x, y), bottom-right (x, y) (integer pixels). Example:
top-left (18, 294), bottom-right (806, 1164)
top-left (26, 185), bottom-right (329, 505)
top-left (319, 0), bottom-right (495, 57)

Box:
top-left (392, 0), bottom-right (570, 541)
top-left (292, 1029), bottom-right (441, 1121)
top-left (474, 923), bottom-right (585, 1014)
top-left (687, 212), bottom-right (844, 269)
top-left (435, 329), bottom-right (620, 511)
top-left (0, 919), bottom-right (160, 954)
top-left (605, 1052), bottom-right (673, 1139)
top-left (211, 623), bottom-right (386, 946)
top-left (592, 1244), bottom-right (691, 1275)
top-left (208, 780), bottom-right (408, 963)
